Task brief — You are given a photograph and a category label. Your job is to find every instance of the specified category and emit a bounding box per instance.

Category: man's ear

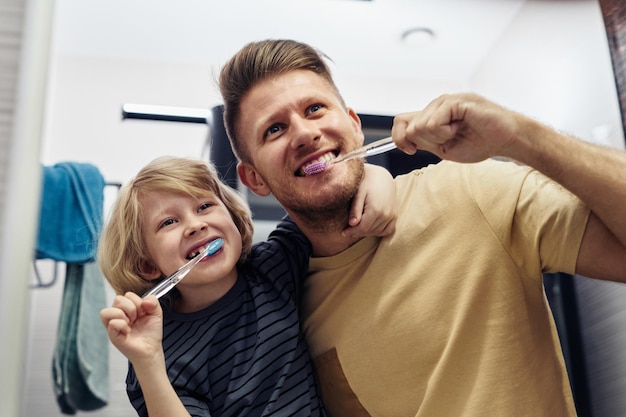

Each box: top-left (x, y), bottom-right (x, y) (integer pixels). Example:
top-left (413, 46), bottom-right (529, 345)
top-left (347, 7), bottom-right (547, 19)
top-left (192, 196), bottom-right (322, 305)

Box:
top-left (347, 107), bottom-right (365, 145)
top-left (237, 162), bottom-right (271, 197)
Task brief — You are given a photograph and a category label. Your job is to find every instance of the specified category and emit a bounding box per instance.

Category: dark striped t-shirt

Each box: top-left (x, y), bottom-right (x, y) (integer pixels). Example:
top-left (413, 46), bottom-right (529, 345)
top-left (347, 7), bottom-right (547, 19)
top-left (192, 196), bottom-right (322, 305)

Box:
top-left (126, 220), bottom-right (326, 416)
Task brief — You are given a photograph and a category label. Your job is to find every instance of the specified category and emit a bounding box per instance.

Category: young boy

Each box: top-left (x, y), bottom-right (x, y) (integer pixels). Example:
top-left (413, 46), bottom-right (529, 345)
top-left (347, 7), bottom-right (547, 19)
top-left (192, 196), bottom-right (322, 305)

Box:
top-left (99, 156), bottom-right (395, 417)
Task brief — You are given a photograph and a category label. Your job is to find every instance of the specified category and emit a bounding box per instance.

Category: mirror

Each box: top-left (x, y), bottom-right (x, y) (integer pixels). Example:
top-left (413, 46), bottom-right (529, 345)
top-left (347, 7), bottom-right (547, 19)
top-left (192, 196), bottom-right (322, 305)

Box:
top-left (17, 1), bottom-right (625, 416)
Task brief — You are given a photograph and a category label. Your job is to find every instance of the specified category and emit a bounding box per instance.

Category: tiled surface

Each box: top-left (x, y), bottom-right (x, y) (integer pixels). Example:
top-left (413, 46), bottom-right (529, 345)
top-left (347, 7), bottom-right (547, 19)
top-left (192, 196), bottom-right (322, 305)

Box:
top-left (600, 0), bottom-right (626, 135)
top-left (0, 1), bottom-right (22, 235)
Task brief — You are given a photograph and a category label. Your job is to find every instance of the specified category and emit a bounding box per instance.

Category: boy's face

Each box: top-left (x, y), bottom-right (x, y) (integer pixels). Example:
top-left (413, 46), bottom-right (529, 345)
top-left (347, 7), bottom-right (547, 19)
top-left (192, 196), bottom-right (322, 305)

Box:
top-left (236, 69), bottom-right (366, 218)
top-left (139, 190), bottom-right (241, 303)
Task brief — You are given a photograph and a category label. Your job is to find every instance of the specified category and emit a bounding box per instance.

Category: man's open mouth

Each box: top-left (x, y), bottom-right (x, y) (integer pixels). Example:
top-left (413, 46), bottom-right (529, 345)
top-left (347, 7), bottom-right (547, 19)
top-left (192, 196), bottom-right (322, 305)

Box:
top-left (297, 151), bottom-right (336, 176)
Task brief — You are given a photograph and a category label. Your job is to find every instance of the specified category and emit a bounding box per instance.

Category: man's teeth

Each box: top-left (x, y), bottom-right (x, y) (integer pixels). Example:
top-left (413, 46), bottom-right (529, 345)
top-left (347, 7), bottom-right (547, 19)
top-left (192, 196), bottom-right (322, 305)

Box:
top-left (302, 152), bottom-right (334, 171)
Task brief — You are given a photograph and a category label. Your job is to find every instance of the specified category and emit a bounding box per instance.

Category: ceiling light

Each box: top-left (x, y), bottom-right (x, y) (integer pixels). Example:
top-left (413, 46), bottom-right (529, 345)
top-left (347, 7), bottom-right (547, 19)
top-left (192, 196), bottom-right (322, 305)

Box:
top-left (401, 27), bottom-right (435, 46)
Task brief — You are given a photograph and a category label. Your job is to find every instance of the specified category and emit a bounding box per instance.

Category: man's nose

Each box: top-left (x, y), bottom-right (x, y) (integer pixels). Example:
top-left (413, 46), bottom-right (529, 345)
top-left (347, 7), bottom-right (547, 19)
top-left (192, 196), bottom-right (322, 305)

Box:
top-left (290, 118), bottom-right (320, 150)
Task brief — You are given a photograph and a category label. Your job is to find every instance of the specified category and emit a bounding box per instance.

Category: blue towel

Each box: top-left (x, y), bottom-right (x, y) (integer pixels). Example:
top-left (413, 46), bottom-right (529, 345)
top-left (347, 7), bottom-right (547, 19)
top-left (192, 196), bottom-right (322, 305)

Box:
top-left (53, 262), bottom-right (109, 414)
top-left (36, 162), bottom-right (105, 263)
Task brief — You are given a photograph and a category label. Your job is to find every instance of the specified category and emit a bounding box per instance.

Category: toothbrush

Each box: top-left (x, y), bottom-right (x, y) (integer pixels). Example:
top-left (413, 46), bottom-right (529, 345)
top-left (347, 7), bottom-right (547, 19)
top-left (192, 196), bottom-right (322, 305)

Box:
top-left (303, 136), bottom-right (396, 176)
top-left (142, 237), bottom-right (224, 299)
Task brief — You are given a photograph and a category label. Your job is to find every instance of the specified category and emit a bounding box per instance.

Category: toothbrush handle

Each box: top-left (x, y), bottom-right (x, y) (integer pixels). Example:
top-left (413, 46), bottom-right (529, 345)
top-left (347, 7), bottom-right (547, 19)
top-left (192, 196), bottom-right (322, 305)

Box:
top-left (363, 137), bottom-right (396, 157)
top-left (334, 136), bottom-right (396, 164)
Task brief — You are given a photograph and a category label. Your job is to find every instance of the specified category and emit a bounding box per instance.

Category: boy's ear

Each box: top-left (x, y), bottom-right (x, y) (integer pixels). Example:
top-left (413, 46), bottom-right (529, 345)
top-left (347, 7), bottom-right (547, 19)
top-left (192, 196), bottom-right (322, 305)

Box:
top-left (138, 260), bottom-right (162, 280)
top-left (237, 162), bottom-right (271, 197)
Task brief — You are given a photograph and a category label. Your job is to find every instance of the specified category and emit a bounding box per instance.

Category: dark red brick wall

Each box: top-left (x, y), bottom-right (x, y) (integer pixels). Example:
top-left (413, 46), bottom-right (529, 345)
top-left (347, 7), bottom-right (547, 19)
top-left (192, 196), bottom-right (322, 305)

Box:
top-left (599, 0), bottom-right (626, 140)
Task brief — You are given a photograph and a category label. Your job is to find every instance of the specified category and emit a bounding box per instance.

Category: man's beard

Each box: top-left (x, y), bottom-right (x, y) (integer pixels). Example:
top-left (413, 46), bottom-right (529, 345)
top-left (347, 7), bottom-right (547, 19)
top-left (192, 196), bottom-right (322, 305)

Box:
top-left (286, 164), bottom-right (365, 233)
top-left (289, 193), bottom-right (353, 233)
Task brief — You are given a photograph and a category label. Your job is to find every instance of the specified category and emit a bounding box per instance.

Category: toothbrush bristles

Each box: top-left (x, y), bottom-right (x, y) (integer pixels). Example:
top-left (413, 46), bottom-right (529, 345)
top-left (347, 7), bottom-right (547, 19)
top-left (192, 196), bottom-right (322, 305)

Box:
top-left (205, 238), bottom-right (224, 256)
top-left (303, 161), bottom-right (328, 176)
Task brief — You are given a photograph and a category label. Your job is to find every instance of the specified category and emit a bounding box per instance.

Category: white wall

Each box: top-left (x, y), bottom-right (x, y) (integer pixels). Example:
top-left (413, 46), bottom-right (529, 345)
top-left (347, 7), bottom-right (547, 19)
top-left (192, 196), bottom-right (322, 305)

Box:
top-left (470, 0), bottom-right (624, 149)
top-left (41, 56), bottom-right (213, 181)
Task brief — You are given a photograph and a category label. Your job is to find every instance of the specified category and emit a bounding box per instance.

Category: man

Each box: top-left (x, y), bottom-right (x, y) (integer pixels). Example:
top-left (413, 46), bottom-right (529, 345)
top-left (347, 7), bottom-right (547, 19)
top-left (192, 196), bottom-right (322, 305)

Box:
top-left (218, 39), bottom-right (626, 416)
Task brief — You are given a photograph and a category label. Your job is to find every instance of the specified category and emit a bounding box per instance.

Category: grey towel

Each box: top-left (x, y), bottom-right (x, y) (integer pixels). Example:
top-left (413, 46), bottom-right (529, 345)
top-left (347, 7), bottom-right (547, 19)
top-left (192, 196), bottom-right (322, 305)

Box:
top-left (53, 262), bottom-right (109, 414)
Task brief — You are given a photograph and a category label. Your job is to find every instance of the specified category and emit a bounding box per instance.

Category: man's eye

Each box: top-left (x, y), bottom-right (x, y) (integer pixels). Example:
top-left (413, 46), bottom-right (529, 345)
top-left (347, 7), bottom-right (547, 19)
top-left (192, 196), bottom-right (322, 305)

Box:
top-left (308, 104), bottom-right (323, 115)
top-left (265, 124), bottom-right (281, 138)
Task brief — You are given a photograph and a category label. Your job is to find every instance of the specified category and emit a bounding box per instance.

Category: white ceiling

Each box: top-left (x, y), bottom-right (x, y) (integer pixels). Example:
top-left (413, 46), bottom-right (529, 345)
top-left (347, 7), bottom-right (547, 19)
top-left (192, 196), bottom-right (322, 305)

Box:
top-left (52, 0), bottom-right (540, 84)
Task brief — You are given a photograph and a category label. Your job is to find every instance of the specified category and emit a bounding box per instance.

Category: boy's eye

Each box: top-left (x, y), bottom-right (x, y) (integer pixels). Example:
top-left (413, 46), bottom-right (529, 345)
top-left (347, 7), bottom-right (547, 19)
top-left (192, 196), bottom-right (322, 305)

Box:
top-left (159, 218), bottom-right (176, 229)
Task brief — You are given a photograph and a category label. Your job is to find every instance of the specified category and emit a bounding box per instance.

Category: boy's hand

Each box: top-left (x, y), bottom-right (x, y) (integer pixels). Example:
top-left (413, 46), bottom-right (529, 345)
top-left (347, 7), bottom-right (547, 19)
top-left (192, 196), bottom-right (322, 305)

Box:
top-left (100, 292), bottom-right (164, 365)
top-left (343, 164), bottom-right (397, 239)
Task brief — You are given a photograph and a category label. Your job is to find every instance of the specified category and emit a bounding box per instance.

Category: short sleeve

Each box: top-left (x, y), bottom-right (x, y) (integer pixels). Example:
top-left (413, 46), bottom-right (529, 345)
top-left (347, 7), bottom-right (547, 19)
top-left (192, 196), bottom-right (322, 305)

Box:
top-left (467, 159), bottom-right (590, 276)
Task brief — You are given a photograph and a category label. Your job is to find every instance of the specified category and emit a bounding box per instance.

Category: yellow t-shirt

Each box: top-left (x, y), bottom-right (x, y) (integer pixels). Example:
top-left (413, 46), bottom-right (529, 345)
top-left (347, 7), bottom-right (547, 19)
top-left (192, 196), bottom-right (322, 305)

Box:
top-left (303, 159), bottom-right (589, 417)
